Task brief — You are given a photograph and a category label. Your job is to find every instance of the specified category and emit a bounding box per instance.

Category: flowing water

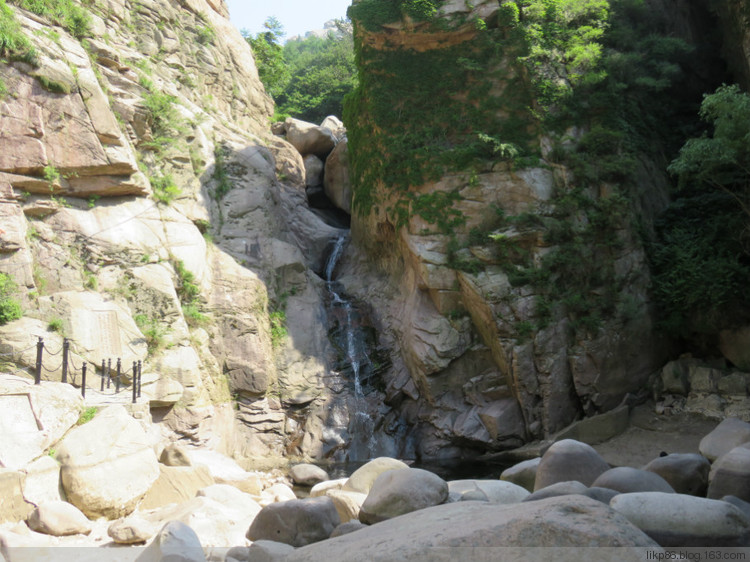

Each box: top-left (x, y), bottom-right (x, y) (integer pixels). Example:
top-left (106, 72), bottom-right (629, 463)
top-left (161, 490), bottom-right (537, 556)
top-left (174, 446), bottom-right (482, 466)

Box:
top-left (324, 234), bottom-right (378, 461)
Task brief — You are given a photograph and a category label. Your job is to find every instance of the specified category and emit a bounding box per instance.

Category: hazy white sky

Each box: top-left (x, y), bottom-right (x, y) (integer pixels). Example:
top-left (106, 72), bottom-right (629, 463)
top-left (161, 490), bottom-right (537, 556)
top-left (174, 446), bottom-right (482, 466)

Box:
top-left (225, 0), bottom-right (352, 39)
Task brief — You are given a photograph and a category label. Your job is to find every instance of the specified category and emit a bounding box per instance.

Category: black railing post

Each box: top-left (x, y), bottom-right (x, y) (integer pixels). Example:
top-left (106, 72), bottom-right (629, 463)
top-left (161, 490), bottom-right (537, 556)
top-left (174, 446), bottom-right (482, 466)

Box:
top-left (116, 358), bottom-right (121, 393)
top-left (107, 359), bottom-right (112, 389)
top-left (34, 337), bottom-right (44, 385)
top-left (132, 361), bottom-right (137, 404)
top-left (81, 362), bottom-right (87, 399)
top-left (137, 360), bottom-right (142, 398)
top-left (100, 359), bottom-right (105, 391)
top-left (61, 338), bottom-right (69, 384)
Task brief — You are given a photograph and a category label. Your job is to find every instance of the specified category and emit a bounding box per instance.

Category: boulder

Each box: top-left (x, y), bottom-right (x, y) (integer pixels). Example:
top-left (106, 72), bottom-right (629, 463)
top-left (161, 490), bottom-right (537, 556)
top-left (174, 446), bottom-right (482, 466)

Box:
top-left (0, 469), bottom-right (33, 524)
top-left (27, 501), bottom-right (91, 536)
top-left (342, 457), bottom-right (410, 494)
top-left (643, 453), bottom-right (710, 496)
top-left (707, 445), bottom-right (750, 502)
top-left (283, 495), bottom-right (657, 561)
top-left (584, 487), bottom-right (620, 504)
top-left (196, 483), bottom-right (262, 517)
top-left (141, 376), bottom-right (184, 407)
top-left (285, 118), bottom-right (336, 158)
top-left (259, 482), bottom-right (297, 506)
top-left (143, 494), bottom-right (258, 548)
top-left (21, 455), bottom-right (62, 505)
top-left (138, 521), bottom-right (206, 562)
top-left (325, 489), bottom-right (367, 523)
top-left (187, 449), bottom-right (262, 495)
top-left (246, 496), bottom-right (340, 547)
top-left (303, 155), bottom-right (324, 188)
top-left (500, 457), bottom-right (540, 492)
top-left (323, 139), bottom-right (351, 214)
top-left (290, 464), bottom-right (329, 487)
top-left (719, 326), bottom-right (750, 371)
top-left (723, 495), bottom-right (750, 520)
top-left (139, 465), bottom-right (216, 510)
top-left (0, 375), bottom-right (83, 470)
top-left (320, 115), bottom-right (346, 141)
top-left (159, 443), bottom-right (193, 467)
top-left (591, 467), bottom-right (675, 494)
top-left (226, 540), bottom-right (295, 562)
top-left (534, 439), bottom-right (610, 490)
top-left (108, 514), bottom-right (155, 544)
top-left (610, 492), bottom-right (750, 547)
top-left (359, 468), bottom-right (449, 525)
top-left (330, 520), bottom-right (367, 538)
top-left (699, 418), bottom-right (750, 462)
top-left (448, 479), bottom-right (530, 503)
top-left (56, 405), bottom-right (160, 519)
top-left (524, 480), bottom-right (589, 502)
top-left (310, 478), bottom-right (347, 497)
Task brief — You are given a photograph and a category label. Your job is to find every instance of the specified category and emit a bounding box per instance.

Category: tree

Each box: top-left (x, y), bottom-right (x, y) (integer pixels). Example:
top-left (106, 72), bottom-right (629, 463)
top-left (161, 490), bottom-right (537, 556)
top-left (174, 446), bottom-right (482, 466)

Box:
top-left (668, 84), bottom-right (750, 218)
top-left (243, 17), bottom-right (289, 99)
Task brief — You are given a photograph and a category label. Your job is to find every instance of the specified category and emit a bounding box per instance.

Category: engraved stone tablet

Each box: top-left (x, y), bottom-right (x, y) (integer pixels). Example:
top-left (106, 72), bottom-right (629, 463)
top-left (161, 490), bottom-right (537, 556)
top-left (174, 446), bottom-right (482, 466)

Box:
top-left (95, 310), bottom-right (122, 357)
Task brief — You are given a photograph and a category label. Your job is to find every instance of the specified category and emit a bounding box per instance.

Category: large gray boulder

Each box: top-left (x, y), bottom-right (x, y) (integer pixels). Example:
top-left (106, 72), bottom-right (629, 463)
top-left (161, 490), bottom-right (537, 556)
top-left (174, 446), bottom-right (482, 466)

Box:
top-left (290, 463), bottom-right (329, 487)
top-left (284, 495), bottom-right (657, 561)
top-left (303, 155), bottom-right (324, 188)
top-left (226, 540), bottom-right (296, 562)
top-left (707, 445), bottom-right (750, 502)
top-left (524, 480), bottom-right (589, 502)
top-left (448, 479), bottom-right (529, 503)
top-left (591, 467), bottom-right (675, 494)
top-left (56, 405), bottom-right (159, 519)
top-left (500, 457), bottom-right (540, 492)
top-left (285, 118), bottom-right (336, 158)
top-left (137, 521), bottom-right (206, 562)
top-left (27, 501), bottom-right (91, 536)
top-left (534, 439), bottom-right (610, 490)
top-left (246, 496), bottom-right (340, 547)
top-left (323, 139), bottom-right (351, 214)
top-left (643, 453), bottom-right (710, 496)
top-left (342, 457), bottom-right (409, 494)
top-left (610, 492), bottom-right (750, 547)
top-left (359, 468), bottom-right (449, 524)
top-left (699, 418), bottom-right (750, 462)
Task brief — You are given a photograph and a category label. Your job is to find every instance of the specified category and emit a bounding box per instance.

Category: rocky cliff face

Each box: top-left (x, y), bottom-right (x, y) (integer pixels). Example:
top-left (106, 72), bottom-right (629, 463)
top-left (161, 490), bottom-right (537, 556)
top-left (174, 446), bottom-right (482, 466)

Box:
top-left (0, 0), bottom-right (358, 467)
top-left (338, 0), bottom-right (671, 459)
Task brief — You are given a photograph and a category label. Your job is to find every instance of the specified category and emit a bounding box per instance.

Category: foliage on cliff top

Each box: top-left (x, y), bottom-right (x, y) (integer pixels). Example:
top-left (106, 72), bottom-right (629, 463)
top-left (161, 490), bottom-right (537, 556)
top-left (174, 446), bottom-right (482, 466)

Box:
top-left (0, 0), bottom-right (36, 67)
top-left (8, 0), bottom-right (91, 38)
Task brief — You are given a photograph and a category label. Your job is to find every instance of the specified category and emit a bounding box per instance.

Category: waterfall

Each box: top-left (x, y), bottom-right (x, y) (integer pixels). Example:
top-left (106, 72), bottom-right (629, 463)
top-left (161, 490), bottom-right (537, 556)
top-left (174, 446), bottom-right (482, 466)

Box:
top-left (324, 233), bottom-right (376, 461)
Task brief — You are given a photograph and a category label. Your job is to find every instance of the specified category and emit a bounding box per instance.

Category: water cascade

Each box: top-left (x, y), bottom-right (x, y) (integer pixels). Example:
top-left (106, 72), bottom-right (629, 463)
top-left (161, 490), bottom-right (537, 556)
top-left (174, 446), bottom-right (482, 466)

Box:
top-left (324, 234), bottom-right (378, 461)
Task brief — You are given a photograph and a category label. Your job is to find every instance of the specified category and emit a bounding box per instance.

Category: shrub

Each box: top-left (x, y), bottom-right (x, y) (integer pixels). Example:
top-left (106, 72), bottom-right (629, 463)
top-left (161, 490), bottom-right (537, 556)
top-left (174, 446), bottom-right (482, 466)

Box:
top-left (76, 406), bottom-right (98, 425)
top-left (0, 273), bottom-right (22, 325)
top-left (151, 173), bottom-right (181, 204)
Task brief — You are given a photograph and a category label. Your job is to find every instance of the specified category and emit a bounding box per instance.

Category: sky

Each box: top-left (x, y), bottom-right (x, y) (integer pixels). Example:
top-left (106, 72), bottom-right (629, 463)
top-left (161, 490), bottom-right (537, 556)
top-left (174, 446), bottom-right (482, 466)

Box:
top-left (225, 0), bottom-right (352, 40)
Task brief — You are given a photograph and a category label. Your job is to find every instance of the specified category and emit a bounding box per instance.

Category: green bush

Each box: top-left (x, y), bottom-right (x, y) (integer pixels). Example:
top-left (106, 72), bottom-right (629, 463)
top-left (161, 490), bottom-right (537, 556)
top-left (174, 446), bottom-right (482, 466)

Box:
top-left (0, 0), bottom-right (36, 63)
top-left (151, 173), bottom-right (181, 204)
top-left (0, 273), bottom-right (22, 325)
top-left (141, 92), bottom-right (184, 154)
top-left (9, 0), bottom-right (91, 38)
top-left (269, 310), bottom-right (287, 348)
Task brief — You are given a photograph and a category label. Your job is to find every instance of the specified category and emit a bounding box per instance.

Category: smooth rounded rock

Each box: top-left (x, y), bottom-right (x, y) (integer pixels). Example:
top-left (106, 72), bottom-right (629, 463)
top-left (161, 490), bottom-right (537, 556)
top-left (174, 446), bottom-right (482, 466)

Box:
top-left (342, 457), bottom-right (409, 494)
top-left (326, 489), bottom-right (366, 523)
top-left (591, 467), bottom-right (675, 494)
top-left (140, 521), bottom-right (206, 562)
top-left (610, 492), bottom-right (750, 547)
top-left (359, 468), bottom-right (449, 525)
top-left (524, 480), bottom-right (588, 502)
top-left (159, 443), bottom-right (192, 467)
top-left (290, 464), bottom-right (329, 487)
top-left (107, 514), bottom-right (154, 544)
top-left (330, 520), bottom-right (367, 538)
top-left (285, 118), bottom-right (336, 158)
top-left (699, 418), bottom-right (750, 462)
top-left (27, 501), bottom-right (91, 536)
top-left (229, 540), bottom-right (295, 562)
top-left (583, 487), bottom-right (620, 504)
top-left (723, 495), bottom-right (750, 520)
top-left (643, 453), bottom-right (710, 496)
top-left (247, 496), bottom-right (340, 547)
top-left (448, 479), bottom-right (530, 504)
top-left (259, 482), bottom-right (297, 507)
top-left (708, 445), bottom-right (750, 502)
top-left (534, 439), bottom-right (610, 491)
top-left (310, 478), bottom-right (347, 497)
top-left (282, 495), bottom-right (657, 561)
top-left (500, 457), bottom-right (540, 492)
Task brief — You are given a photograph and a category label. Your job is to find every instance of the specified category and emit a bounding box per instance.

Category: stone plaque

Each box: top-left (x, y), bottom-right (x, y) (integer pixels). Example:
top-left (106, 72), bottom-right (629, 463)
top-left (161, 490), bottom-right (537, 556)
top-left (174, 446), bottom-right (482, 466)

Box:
top-left (94, 310), bottom-right (122, 357)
